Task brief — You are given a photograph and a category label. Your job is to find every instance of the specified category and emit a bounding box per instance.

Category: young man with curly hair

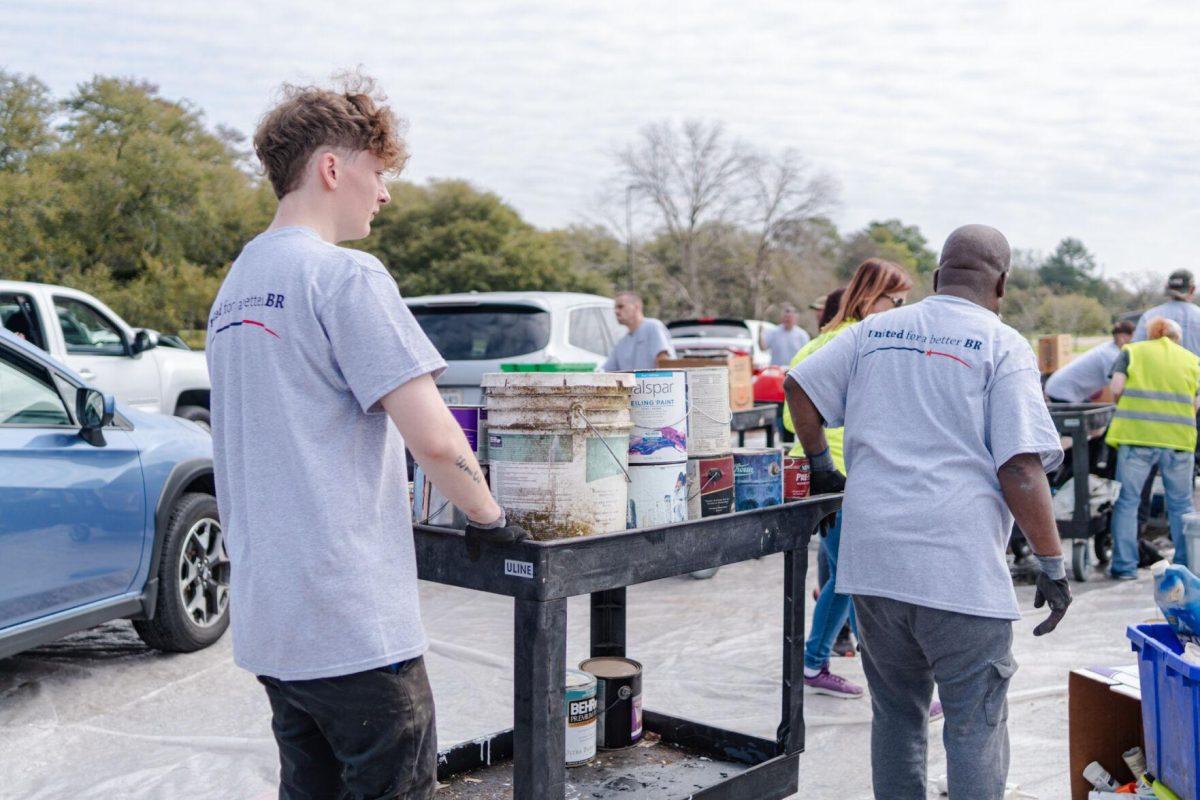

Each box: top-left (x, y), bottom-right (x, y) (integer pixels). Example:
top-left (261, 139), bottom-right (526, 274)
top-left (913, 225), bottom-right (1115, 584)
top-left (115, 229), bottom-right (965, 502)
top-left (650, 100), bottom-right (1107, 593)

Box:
top-left (207, 75), bottom-right (524, 800)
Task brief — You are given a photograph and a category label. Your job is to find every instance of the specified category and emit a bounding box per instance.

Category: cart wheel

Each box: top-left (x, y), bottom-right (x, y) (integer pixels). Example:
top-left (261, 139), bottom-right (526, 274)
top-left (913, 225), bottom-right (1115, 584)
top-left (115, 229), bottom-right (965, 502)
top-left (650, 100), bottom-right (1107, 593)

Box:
top-left (1094, 530), bottom-right (1112, 565)
top-left (1072, 540), bottom-right (1090, 582)
top-left (689, 568), bottom-right (719, 580)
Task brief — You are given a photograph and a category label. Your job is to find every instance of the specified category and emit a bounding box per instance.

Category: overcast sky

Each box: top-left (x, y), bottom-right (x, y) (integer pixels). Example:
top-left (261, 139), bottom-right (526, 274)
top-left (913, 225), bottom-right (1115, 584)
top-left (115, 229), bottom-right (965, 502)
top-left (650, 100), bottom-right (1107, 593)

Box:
top-left (5, 1), bottom-right (1199, 281)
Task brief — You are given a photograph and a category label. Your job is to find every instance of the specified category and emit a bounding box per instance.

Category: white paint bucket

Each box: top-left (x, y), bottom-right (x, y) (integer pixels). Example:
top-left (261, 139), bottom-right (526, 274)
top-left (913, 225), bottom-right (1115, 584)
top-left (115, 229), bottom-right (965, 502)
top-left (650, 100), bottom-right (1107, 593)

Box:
top-left (627, 462), bottom-right (688, 529)
top-left (628, 370), bottom-right (689, 464)
top-left (682, 367), bottom-right (732, 457)
top-left (483, 372), bottom-right (634, 539)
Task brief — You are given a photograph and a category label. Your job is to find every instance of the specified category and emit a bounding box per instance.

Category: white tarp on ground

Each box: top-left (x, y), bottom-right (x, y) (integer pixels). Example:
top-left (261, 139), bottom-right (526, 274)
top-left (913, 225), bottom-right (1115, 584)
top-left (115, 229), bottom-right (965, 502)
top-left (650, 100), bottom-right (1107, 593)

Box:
top-left (0, 548), bottom-right (1159, 800)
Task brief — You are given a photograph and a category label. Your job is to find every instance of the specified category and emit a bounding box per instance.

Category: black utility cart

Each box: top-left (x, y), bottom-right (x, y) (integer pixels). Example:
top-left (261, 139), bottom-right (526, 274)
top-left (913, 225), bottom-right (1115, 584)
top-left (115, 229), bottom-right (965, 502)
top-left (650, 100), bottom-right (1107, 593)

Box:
top-left (731, 404), bottom-right (779, 448)
top-left (1046, 402), bottom-right (1116, 581)
top-left (416, 496), bottom-right (840, 800)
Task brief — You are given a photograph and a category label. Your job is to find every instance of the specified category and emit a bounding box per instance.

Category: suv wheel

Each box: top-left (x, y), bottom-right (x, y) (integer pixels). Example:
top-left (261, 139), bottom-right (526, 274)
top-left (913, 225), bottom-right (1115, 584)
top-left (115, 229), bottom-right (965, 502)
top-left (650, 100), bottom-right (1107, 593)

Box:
top-left (133, 493), bottom-right (229, 652)
top-left (176, 405), bottom-right (211, 432)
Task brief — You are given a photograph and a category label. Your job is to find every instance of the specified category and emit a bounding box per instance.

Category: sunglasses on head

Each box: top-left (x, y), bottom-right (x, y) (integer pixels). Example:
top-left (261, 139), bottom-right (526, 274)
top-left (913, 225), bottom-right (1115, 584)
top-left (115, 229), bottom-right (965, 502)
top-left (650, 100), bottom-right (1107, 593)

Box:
top-left (885, 295), bottom-right (905, 307)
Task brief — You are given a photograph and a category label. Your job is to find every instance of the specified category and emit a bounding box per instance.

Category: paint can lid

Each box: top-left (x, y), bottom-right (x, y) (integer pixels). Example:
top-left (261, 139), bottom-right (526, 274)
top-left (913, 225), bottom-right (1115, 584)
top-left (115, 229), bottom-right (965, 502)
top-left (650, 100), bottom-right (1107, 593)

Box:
top-left (579, 657), bottom-right (643, 679)
top-left (565, 668), bottom-right (596, 689)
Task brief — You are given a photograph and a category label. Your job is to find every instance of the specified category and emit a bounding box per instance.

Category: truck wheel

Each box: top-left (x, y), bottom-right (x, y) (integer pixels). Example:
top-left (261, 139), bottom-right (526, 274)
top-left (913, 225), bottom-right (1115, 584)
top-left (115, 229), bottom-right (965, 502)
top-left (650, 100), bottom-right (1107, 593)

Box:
top-left (133, 493), bottom-right (229, 652)
top-left (176, 405), bottom-right (211, 432)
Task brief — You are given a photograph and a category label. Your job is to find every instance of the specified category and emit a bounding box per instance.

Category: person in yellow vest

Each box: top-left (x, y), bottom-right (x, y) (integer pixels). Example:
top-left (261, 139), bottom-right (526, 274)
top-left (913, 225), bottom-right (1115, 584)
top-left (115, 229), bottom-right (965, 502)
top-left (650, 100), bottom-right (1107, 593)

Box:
top-left (1107, 316), bottom-right (1200, 579)
top-left (783, 258), bottom-right (913, 698)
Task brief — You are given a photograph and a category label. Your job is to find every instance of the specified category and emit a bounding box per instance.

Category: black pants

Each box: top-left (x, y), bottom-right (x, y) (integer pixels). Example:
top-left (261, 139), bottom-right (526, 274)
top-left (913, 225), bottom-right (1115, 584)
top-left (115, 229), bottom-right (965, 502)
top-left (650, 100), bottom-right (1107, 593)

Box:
top-left (258, 656), bottom-right (438, 800)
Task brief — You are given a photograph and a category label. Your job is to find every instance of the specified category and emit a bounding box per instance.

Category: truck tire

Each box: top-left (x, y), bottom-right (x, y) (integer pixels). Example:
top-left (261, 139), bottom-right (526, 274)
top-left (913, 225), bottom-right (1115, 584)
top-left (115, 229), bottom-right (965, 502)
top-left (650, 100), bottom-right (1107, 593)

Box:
top-left (133, 493), bottom-right (229, 653)
top-left (176, 405), bottom-right (211, 432)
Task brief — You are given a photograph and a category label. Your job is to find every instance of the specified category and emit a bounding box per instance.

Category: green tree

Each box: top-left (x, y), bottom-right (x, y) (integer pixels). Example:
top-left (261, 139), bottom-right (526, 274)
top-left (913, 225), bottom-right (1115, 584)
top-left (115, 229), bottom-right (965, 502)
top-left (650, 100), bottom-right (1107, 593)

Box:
top-left (363, 180), bottom-right (608, 297)
top-left (1036, 293), bottom-right (1109, 335)
top-left (839, 219), bottom-right (936, 278)
top-left (1038, 237), bottom-right (1102, 297)
top-left (0, 70), bottom-right (56, 171)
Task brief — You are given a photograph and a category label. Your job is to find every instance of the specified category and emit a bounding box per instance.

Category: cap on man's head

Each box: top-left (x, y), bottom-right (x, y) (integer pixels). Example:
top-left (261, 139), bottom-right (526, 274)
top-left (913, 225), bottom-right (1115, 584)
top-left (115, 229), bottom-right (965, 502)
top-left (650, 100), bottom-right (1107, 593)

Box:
top-left (809, 294), bottom-right (827, 311)
top-left (1167, 269), bottom-right (1194, 298)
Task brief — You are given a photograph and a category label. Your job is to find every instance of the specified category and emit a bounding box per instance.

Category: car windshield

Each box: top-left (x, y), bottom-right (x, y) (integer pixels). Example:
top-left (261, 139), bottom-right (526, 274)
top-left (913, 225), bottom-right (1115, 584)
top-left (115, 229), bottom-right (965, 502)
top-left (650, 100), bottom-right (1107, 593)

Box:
top-left (410, 304), bottom-right (552, 360)
top-left (668, 322), bottom-right (752, 340)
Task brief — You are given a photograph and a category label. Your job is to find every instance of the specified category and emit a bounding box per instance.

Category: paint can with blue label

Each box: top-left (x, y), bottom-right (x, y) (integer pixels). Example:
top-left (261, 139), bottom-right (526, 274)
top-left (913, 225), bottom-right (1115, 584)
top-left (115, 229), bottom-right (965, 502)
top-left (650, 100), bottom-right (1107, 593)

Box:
top-left (580, 657), bottom-right (643, 750)
top-left (628, 370), bottom-right (688, 464)
top-left (565, 668), bottom-right (598, 767)
top-left (732, 448), bottom-right (783, 511)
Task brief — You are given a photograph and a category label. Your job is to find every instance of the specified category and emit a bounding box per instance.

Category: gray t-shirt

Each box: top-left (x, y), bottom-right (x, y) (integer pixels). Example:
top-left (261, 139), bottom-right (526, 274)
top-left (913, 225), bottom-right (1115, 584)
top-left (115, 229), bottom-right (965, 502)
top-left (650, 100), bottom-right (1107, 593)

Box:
top-left (603, 318), bottom-right (675, 371)
top-left (1134, 300), bottom-right (1200, 356)
top-left (1044, 340), bottom-right (1120, 402)
top-left (206, 226), bottom-right (446, 680)
top-left (789, 295), bottom-right (1063, 620)
top-left (765, 325), bottom-right (810, 366)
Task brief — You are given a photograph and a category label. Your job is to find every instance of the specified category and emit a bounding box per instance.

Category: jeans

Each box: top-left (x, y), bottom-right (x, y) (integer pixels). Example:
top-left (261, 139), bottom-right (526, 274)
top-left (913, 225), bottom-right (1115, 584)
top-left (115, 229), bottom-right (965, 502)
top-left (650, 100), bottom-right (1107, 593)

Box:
top-left (804, 512), bottom-right (855, 671)
top-left (854, 595), bottom-right (1015, 800)
top-left (1111, 445), bottom-right (1194, 576)
top-left (258, 656), bottom-right (438, 800)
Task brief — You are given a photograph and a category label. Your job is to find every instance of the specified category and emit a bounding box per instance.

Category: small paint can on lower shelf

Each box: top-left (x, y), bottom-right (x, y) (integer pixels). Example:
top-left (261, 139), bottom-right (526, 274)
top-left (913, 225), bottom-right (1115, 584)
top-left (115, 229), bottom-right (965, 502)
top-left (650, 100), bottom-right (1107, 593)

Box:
top-left (580, 656), bottom-right (643, 750)
top-left (565, 668), bottom-right (597, 767)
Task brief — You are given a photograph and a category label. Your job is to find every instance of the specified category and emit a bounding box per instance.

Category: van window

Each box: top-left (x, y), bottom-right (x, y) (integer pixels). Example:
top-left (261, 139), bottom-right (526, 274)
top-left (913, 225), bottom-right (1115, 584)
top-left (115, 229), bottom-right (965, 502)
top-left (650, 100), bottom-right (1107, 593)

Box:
top-left (409, 304), bottom-right (551, 360)
top-left (568, 307), bottom-right (612, 355)
top-left (0, 293), bottom-right (46, 350)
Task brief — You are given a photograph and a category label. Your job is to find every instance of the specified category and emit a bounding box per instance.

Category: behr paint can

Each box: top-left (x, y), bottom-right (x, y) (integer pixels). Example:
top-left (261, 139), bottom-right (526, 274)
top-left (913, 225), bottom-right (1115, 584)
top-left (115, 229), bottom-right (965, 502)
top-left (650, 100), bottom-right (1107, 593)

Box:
top-left (685, 454), bottom-right (735, 519)
top-left (783, 456), bottom-right (811, 500)
top-left (732, 448), bottom-right (783, 511)
top-left (565, 668), bottom-right (598, 767)
top-left (628, 370), bottom-right (689, 464)
top-left (627, 462), bottom-right (688, 529)
top-left (580, 656), bottom-right (643, 750)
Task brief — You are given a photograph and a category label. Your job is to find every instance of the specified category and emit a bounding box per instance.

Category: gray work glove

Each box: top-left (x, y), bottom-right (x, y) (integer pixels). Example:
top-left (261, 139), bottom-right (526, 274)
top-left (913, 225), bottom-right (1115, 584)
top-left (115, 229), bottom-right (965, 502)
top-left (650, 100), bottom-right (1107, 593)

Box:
top-left (1032, 555), bottom-right (1072, 636)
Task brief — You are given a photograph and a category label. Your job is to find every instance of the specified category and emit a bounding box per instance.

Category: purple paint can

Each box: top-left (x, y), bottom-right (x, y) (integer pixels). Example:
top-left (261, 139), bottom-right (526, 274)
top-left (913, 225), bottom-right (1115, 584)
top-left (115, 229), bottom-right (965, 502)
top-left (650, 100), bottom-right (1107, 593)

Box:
top-left (450, 405), bottom-right (488, 462)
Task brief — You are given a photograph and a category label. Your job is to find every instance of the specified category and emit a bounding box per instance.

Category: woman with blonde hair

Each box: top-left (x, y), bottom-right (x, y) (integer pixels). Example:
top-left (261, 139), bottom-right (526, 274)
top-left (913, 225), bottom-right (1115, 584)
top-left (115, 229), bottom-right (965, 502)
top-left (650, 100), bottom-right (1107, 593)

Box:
top-left (783, 258), bottom-right (915, 699)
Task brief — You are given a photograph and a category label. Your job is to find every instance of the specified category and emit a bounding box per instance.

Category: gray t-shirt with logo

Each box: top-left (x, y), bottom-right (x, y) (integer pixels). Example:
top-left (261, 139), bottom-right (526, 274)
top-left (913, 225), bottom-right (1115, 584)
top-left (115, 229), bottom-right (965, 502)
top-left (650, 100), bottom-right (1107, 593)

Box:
top-left (603, 318), bottom-right (675, 371)
top-left (789, 295), bottom-right (1063, 620)
top-left (206, 226), bottom-right (446, 680)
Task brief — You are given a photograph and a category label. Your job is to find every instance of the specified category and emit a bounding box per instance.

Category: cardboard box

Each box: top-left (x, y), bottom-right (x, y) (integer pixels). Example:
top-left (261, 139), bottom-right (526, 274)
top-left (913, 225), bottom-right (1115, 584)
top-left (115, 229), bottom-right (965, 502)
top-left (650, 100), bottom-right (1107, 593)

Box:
top-left (1039, 334), bottom-right (1074, 374)
top-left (657, 353), bottom-right (754, 411)
top-left (1068, 667), bottom-right (1144, 800)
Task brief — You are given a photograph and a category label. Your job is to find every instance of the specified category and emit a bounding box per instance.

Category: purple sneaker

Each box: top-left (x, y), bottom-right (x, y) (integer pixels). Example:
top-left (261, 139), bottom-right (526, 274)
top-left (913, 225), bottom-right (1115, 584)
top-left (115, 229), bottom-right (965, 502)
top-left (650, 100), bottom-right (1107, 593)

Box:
top-left (804, 667), bottom-right (864, 698)
top-left (928, 700), bottom-right (944, 722)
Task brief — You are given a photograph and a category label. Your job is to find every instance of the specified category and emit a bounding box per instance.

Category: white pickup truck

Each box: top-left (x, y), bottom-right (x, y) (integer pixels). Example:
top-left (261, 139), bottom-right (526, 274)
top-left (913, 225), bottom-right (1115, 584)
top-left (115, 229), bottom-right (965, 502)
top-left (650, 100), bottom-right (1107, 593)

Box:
top-left (0, 280), bottom-right (212, 428)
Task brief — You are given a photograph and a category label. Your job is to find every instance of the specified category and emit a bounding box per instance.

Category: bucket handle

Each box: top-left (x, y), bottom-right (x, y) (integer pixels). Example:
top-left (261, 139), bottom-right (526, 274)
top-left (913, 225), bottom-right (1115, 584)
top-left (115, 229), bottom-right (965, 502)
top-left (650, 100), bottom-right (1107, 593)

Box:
top-left (685, 468), bottom-right (724, 503)
top-left (629, 400), bottom-right (734, 432)
top-left (571, 402), bottom-right (633, 484)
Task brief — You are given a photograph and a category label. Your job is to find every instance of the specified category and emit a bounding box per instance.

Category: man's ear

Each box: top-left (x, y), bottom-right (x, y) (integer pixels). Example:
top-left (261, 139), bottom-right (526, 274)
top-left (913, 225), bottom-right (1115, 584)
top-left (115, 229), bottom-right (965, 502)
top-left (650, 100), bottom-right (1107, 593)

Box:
top-left (316, 151), bottom-right (339, 191)
top-left (932, 268), bottom-right (940, 292)
top-left (996, 271), bottom-right (1007, 300)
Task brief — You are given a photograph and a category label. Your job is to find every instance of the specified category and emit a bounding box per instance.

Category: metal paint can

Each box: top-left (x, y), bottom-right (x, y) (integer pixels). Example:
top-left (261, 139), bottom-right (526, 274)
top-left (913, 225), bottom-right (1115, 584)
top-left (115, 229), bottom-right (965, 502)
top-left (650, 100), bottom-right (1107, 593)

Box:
top-left (685, 454), bottom-right (735, 519)
top-left (412, 464), bottom-right (488, 527)
top-left (682, 367), bottom-right (731, 457)
top-left (628, 370), bottom-right (689, 464)
top-left (565, 668), bottom-right (598, 767)
top-left (732, 448), bottom-right (783, 511)
top-left (580, 656), bottom-right (643, 750)
top-left (449, 405), bottom-right (488, 462)
top-left (783, 456), bottom-right (811, 500)
top-left (627, 462), bottom-right (688, 529)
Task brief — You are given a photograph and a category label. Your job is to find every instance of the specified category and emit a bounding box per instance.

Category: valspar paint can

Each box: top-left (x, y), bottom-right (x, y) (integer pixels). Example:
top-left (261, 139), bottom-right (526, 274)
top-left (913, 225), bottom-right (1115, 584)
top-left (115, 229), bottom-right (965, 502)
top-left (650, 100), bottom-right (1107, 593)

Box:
top-left (565, 669), bottom-right (598, 767)
top-left (686, 454), bottom-right (735, 519)
top-left (783, 456), bottom-right (811, 500)
top-left (683, 367), bottom-right (731, 457)
top-left (628, 370), bottom-right (688, 464)
top-left (627, 462), bottom-right (688, 529)
top-left (580, 657), bottom-right (643, 750)
top-left (732, 448), bottom-right (783, 511)
top-left (449, 405), bottom-right (488, 462)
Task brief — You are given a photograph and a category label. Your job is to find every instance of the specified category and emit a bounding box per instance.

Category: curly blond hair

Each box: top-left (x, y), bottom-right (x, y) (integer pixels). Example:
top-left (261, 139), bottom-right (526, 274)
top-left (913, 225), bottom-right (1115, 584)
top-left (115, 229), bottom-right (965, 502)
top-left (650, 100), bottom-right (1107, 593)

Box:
top-left (253, 72), bottom-right (409, 199)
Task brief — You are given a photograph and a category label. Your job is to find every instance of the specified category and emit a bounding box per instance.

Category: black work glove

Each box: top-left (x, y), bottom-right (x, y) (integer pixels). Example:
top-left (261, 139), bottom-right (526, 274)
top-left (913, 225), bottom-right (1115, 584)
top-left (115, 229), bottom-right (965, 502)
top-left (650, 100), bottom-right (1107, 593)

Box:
top-left (464, 510), bottom-right (529, 559)
top-left (1032, 555), bottom-right (1072, 636)
top-left (809, 469), bottom-right (846, 496)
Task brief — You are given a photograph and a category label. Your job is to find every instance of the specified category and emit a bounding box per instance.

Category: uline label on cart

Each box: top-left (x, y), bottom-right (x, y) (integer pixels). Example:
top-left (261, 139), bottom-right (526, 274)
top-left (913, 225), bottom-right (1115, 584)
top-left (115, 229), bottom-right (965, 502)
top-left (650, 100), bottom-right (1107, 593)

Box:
top-left (504, 559), bottom-right (534, 579)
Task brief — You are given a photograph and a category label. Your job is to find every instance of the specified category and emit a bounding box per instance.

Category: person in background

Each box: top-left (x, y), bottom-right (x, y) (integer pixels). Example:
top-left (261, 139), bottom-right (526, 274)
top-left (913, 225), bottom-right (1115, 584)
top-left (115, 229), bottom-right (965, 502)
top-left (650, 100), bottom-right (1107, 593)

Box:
top-left (782, 260), bottom-right (914, 699)
top-left (1133, 270), bottom-right (1200, 356)
top-left (786, 224), bottom-right (1070, 800)
top-left (760, 303), bottom-right (810, 365)
top-left (1044, 320), bottom-right (1135, 403)
top-left (1106, 317), bottom-right (1199, 579)
top-left (207, 76), bottom-right (525, 800)
top-left (603, 291), bottom-right (675, 371)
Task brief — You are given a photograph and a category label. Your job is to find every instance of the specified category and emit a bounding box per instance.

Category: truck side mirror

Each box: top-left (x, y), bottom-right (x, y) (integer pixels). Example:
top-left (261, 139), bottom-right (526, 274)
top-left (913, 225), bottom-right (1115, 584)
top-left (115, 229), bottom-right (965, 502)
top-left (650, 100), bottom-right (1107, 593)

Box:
top-left (132, 329), bottom-right (159, 355)
top-left (76, 387), bottom-right (114, 446)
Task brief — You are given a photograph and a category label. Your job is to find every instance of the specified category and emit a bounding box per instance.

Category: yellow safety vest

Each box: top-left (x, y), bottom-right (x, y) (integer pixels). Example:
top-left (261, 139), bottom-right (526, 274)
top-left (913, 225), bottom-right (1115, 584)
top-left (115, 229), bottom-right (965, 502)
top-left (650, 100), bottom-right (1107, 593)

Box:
top-left (1106, 337), bottom-right (1200, 452)
top-left (783, 320), bottom-right (855, 473)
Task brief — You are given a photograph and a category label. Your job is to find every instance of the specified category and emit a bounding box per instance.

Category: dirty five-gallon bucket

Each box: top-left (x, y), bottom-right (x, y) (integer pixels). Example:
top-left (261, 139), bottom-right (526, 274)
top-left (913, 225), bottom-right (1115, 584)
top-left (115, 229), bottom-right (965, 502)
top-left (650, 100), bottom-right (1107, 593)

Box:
top-left (483, 372), bottom-right (633, 539)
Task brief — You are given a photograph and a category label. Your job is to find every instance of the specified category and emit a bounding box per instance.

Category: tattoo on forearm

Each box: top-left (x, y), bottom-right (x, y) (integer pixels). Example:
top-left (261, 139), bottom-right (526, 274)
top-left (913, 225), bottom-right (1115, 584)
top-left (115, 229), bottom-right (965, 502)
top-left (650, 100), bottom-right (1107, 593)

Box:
top-left (455, 455), bottom-right (483, 484)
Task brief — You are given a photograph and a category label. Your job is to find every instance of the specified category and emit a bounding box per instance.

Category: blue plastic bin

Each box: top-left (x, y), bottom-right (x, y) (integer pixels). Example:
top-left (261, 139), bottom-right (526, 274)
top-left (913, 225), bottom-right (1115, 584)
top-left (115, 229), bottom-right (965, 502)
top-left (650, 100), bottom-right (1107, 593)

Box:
top-left (1127, 623), bottom-right (1200, 800)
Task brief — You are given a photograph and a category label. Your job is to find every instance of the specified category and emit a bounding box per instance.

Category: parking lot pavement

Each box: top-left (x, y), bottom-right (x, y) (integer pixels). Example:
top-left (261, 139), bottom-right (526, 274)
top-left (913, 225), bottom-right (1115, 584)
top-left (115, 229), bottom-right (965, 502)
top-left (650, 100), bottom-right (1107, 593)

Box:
top-left (0, 547), bottom-right (1156, 799)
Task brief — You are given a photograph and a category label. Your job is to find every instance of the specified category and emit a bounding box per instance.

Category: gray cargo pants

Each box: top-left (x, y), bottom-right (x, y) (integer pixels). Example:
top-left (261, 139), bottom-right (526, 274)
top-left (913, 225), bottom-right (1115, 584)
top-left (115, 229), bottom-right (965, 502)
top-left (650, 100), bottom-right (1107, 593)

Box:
top-left (853, 595), bottom-right (1017, 800)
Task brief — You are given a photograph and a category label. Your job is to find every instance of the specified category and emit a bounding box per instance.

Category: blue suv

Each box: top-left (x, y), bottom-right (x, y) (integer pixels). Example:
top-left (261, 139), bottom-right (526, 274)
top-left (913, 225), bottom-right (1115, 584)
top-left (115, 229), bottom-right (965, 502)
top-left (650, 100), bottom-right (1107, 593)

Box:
top-left (0, 329), bottom-right (226, 658)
